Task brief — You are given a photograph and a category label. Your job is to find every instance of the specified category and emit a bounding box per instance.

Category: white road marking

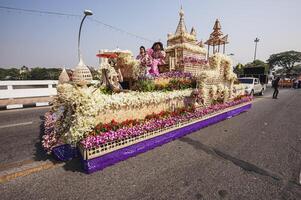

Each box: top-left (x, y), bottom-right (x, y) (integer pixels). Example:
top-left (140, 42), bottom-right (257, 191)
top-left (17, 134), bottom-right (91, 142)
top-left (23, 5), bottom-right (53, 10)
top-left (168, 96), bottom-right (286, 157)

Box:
top-left (6, 104), bottom-right (23, 109)
top-left (36, 102), bottom-right (49, 107)
top-left (0, 121), bottom-right (33, 129)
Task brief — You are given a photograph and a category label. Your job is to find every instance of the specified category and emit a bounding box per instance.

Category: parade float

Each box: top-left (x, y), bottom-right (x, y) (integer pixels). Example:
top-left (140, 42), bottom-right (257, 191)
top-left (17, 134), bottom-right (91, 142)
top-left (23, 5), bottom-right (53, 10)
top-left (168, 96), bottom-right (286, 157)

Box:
top-left (42, 9), bottom-right (250, 173)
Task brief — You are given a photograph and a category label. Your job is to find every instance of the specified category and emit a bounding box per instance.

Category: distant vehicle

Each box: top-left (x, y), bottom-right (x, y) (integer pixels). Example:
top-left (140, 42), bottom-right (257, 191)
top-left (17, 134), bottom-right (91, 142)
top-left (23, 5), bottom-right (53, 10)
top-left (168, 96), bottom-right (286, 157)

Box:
top-left (241, 66), bottom-right (268, 85)
top-left (238, 77), bottom-right (266, 96)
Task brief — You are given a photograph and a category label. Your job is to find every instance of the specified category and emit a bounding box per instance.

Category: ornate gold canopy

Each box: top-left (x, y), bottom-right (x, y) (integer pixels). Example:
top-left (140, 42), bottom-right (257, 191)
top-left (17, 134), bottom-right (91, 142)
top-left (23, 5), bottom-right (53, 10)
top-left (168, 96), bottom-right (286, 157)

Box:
top-left (205, 19), bottom-right (229, 56)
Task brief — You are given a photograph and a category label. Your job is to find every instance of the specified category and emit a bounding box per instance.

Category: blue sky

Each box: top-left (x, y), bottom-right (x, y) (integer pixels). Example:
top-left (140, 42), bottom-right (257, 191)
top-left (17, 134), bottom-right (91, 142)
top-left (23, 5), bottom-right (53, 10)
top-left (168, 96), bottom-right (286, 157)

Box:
top-left (0, 0), bottom-right (300, 68)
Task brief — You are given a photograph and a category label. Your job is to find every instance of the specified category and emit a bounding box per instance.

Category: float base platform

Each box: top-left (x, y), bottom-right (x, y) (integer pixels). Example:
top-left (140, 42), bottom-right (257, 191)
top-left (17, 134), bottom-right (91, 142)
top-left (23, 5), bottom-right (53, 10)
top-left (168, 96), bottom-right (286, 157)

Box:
top-left (82, 103), bottom-right (252, 174)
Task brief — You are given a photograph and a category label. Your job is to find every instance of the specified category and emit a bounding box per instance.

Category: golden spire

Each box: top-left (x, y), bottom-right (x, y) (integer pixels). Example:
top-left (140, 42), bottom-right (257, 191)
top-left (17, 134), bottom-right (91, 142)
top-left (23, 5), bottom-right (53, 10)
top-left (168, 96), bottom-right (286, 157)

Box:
top-left (211, 19), bottom-right (223, 38)
top-left (175, 7), bottom-right (187, 35)
top-left (190, 27), bottom-right (196, 36)
top-left (213, 19), bottom-right (221, 30)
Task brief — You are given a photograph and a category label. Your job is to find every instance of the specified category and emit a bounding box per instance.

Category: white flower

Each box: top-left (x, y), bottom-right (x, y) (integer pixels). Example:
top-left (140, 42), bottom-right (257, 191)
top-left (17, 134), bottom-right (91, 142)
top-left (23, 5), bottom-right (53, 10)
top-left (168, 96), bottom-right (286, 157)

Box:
top-left (166, 43), bottom-right (207, 55)
top-left (52, 84), bottom-right (193, 144)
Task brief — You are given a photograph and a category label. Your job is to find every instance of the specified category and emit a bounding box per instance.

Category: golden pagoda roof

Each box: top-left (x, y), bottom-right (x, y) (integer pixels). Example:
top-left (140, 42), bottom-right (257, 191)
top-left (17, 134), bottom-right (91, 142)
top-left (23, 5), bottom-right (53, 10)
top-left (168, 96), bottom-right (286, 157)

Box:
top-left (213, 19), bottom-right (221, 30)
top-left (205, 19), bottom-right (228, 46)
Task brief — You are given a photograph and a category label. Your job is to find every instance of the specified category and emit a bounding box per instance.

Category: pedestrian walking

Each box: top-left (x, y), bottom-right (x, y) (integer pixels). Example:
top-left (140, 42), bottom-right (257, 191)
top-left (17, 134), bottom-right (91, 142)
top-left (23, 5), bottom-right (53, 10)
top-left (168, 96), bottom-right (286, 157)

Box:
top-left (272, 77), bottom-right (280, 99)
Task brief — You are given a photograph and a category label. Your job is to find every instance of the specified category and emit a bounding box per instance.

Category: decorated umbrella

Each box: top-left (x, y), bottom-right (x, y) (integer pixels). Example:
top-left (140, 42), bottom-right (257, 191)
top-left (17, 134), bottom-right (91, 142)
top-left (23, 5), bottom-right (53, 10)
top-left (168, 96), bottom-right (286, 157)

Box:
top-left (96, 53), bottom-right (118, 58)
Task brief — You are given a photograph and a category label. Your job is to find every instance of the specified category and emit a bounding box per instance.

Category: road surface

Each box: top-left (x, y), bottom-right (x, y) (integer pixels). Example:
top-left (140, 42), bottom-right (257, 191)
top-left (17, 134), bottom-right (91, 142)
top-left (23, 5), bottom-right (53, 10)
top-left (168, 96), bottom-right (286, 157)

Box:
top-left (1, 88), bottom-right (300, 200)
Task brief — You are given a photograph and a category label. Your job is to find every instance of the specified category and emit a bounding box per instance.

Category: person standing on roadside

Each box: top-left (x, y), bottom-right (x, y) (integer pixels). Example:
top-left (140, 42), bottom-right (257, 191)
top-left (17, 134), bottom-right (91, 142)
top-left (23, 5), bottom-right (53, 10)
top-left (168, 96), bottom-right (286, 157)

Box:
top-left (272, 77), bottom-right (280, 99)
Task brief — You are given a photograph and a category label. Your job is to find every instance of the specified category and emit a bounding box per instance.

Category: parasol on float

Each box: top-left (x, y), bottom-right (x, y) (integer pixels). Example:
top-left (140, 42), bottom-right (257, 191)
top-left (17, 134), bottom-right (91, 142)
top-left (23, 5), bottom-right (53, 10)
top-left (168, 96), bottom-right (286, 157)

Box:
top-left (96, 53), bottom-right (118, 58)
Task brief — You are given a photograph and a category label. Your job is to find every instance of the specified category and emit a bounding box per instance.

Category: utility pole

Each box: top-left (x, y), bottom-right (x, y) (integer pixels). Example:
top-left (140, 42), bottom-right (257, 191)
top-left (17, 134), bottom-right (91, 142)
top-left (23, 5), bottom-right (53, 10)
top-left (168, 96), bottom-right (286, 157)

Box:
top-left (254, 37), bottom-right (260, 61)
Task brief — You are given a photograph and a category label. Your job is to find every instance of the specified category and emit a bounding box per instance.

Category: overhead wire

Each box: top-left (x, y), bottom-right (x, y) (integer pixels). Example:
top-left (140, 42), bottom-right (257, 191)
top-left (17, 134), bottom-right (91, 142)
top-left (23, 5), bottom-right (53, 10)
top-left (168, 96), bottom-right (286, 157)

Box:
top-left (0, 5), bottom-right (154, 43)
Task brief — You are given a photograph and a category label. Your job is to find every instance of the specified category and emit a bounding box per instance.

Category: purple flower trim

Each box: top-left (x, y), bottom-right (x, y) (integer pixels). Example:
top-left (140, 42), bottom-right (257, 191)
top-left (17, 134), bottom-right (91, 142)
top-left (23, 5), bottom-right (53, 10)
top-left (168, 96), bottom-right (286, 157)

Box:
top-left (42, 112), bottom-right (59, 153)
top-left (81, 97), bottom-right (252, 149)
top-left (152, 71), bottom-right (193, 79)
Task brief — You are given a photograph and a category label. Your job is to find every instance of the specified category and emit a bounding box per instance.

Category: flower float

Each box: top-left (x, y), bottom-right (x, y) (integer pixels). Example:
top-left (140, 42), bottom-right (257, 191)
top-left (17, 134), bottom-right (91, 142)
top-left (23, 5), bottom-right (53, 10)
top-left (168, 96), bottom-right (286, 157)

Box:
top-left (43, 8), bottom-right (252, 173)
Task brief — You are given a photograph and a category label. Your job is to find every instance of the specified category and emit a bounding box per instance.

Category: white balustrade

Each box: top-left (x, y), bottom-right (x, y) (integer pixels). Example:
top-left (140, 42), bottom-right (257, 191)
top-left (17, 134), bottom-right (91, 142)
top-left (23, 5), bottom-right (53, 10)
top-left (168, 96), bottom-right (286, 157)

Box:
top-left (0, 80), bottom-right (58, 99)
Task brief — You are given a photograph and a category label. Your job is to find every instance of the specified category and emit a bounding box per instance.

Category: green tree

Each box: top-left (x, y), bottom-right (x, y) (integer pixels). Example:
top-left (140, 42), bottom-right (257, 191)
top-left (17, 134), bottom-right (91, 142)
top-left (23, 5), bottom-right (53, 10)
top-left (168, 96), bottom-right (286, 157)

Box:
top-left (19, 71), bottom-right (31, 80)
top-left (30, 67), bottom-right (49, 80)
top-left (0, 68), bottom-right (8, 80)
top-left (267, 50), bottom-right (301, 74)
top-left (293, 64), bottom-right (301, 74)
top-left (29, 67), bottom-right (61, 80)
top-left (6, 68), bottom-right (20, 80)
top-left (233, 63), bottom-right (244, 75)
top-left (46, 68), bottom-right (61, 80)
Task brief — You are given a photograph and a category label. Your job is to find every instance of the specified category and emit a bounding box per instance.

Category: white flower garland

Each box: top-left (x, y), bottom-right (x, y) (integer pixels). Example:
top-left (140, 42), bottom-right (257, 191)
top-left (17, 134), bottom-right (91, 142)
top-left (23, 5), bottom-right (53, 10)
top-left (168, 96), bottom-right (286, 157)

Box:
top-left (166, 43), bottom-right (207, 55)
top-left (168, 32), bottom-right (197, 41)
top-left (54, 84), bottom-right (193, 144)
top-left (208, 53), bottom-right (237, 81)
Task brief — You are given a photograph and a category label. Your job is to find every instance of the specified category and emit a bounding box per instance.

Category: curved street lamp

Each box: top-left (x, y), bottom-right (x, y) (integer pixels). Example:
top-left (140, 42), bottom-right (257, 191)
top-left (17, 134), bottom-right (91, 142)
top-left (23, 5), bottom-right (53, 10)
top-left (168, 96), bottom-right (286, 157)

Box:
top-left (78, 9), bottom-right (93, 62)
top-left (72, 9), bottom-right (93, 85)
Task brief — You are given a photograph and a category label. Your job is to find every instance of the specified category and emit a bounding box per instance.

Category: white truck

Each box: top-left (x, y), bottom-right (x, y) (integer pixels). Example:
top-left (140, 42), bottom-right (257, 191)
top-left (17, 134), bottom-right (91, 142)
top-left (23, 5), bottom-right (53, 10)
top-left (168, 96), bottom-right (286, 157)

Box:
top-left (238, 77), bottom-right (266, 96)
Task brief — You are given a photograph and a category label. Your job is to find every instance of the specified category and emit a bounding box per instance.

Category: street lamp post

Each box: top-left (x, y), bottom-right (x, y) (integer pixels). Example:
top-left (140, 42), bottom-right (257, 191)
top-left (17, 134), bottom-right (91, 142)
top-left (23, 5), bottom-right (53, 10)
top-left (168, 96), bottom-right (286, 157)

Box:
top-left (253, 37), bottom-right (259, 61)
top-left (72, 9), bottom-right (93, 85)
top-left (78, 9), bottom-right (93, 62)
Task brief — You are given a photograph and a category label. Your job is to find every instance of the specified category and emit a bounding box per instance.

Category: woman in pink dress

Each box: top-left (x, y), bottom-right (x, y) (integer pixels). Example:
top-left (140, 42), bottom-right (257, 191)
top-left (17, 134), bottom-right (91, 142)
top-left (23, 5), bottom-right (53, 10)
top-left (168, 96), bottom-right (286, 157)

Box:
top-left (147, 42), bottom-right (166, 75)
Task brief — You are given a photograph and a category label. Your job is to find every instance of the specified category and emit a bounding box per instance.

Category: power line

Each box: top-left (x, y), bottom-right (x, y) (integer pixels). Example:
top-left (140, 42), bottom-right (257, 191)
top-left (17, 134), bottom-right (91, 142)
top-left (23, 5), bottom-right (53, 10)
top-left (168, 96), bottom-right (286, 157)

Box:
top-left (89, 18), bottom-right (154, 43)
top-left (0, 5), bottom-right (81, 17)
top-left (0, 5), bottom-right (154, 43)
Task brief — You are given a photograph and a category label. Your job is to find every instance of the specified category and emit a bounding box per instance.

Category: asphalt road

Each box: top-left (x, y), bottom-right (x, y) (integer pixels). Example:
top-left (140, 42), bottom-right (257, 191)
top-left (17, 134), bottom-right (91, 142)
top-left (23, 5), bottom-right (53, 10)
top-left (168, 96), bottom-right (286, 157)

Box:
top-left (1, 88), bottom-right (301, 200)
top-left (0, 107), bottom-right (50, 164)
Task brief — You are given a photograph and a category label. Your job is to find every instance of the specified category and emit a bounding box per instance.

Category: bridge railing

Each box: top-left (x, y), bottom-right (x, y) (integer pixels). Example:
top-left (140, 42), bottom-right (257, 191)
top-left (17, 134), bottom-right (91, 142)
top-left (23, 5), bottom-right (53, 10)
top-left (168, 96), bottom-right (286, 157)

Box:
top-left (0, 80), bottom-right (58, 99)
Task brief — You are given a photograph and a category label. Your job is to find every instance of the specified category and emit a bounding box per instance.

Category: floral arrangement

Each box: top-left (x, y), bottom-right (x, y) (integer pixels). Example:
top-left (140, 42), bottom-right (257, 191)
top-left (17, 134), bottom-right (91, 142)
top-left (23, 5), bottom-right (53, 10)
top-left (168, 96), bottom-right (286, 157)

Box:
top-left (134, 72), bottom-right (196, 92)
top-left (221, 56), bottom-right (237, 81)
top-left (81, 96), bottom-right (252, 149)
top-left (42, 112), bottom-right (59, 153)
top-left (233, 84), bottom-right (245, 96)
top-left (100, 50), bottom-right (143, 80)
top-left (49, 84), bottom-right (193, 145)
top-left (198, 70), bottom-right (219, 80)
top-left (153, 71), bottom-right (193, 79)
top-left (209, 85), bottom-right (218, 101)
top-left (165, 43), bottom-right (207, 55)
top-left (120, 52), bottom-right (142, 79)
top-left (42, 109), bottom-right (67, 153)
top-left (134, 78), bottom-right (195, 92)
top-left (180, 56), bottom-right (208, 65)
top-left (223, 87), bottom-right (230, 100)
top-left (208, 53), bottom-right (237, 81)
top-left (209, 54), bottom-right (222, 70)
top-left (168, 32), bottom-right (197, 41)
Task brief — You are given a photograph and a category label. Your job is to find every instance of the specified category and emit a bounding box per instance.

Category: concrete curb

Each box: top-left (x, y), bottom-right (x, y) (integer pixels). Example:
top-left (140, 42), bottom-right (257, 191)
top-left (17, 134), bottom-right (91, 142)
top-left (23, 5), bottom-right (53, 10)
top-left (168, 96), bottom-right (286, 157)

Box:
top-left (0, 102), bottom-right (50, 111)
top-left (0, 159), bottom-right (63, 183)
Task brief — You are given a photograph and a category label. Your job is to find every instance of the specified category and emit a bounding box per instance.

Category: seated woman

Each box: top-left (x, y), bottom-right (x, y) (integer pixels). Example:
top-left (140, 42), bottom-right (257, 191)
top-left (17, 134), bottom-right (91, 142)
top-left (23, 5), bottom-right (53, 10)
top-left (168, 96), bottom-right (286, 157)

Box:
top-left (147, 42), bottom-right (166, 75)
top-left (136, 46), bottom-right (151, 76)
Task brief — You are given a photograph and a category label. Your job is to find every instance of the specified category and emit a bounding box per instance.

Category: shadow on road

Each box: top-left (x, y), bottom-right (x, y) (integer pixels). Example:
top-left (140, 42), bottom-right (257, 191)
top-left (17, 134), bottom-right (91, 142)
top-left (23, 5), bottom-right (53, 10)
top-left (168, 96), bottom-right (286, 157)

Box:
top-left (62, 157), bottom-right (85, 173)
